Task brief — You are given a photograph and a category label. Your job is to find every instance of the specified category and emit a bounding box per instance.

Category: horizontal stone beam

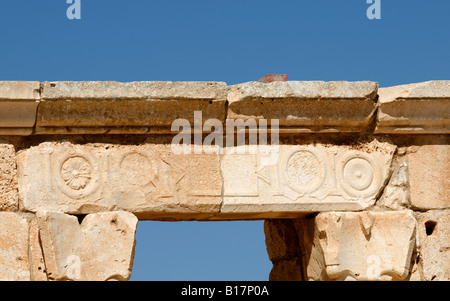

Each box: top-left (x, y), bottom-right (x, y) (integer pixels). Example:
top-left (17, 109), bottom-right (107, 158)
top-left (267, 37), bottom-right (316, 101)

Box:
top-left (1, 80), bottom-right (449, 135)
top-left (36, 81), bottom-right (228, 134)
top-left (0, 82), bottom-right (40, 135)
top-left (375, 81), bottom-right (450, 134)
top-left (16, 138), bottom-right (396, 220)
top-left (227, 81), bottom-right (379, 133)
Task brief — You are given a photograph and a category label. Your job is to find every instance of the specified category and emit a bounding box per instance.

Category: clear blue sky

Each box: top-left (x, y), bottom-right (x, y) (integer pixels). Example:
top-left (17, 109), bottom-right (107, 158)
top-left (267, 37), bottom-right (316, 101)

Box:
top-left (1, 1), bottom-right (449, 281)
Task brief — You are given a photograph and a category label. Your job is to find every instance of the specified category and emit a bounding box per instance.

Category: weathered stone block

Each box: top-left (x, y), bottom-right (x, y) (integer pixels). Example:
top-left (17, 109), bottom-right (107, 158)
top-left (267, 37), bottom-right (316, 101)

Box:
top-left (376, 81), bottom-right (450, 134)
top-left (17, 138), bottom-right (396, 219)
top-left (269, 258), bottom-right (303, 281)
top-left (377, 155), bottom-right (410, 210)
top-left (227, 81), bottom-right (378, 132)
top-left (0, 142), bottom-right (18, 211)
top-left (0, 81), bottom-right (40, 135)
top-left (36, 81), bottom-right (227, 134)
top-left (17, 141), bottom-right (222, 219)
top-left (415, 210), bottom-right (449, 281)
top-left (28, 218), bottom-right (48, 281)
top-left (220, 139), bottom-right (396, 218)
top-left (305, 211), bottom-right (417, 281)
top-left (407, 140), bottom-right (450, 209)
top-left (264, 218), bottom-right (310, 281)
top-left (264, 219), bottom-right (299, 261)
top-left (0, 81), bottom-right (40, 100)
top-left (0, 212), bottom-right (30, 281)
top-left (36, 211), bottom-right (138, 281)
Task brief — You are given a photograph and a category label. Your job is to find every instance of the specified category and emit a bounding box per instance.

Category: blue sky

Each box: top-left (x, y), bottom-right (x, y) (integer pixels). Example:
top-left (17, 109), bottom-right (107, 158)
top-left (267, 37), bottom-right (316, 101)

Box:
top-left (1, 1), bottom-right (449, 280)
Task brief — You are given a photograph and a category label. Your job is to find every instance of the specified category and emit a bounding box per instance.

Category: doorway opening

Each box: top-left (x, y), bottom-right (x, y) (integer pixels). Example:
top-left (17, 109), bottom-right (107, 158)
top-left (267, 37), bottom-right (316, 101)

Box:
top-left (130, 220), bottom-right (272, 281)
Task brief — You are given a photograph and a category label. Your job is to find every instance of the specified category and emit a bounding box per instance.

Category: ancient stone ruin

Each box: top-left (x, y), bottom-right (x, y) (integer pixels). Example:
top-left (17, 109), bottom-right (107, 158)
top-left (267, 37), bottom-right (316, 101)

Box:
top-left (0, 79), bottom-right (448, 281)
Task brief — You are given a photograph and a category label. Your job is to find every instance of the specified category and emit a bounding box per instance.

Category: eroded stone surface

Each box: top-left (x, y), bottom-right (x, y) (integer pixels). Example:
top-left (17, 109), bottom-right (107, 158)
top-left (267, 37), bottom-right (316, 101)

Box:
top-left (0, 212), bottom-right (30, 281)
top-left (407, 141), bottom-right (450, 209)
top-left (0, 81), bottom-right (40, 100)
top-left (220, 139), bottom-right (396, 217)
top-left (415, 210), bottom-right (450, 281)
top-left (227, 81), bottom-right (378, 132)
top-left (36, 81), bottom-right (227, 134)
top-left (264, 219), bottom-right (300, 262)
top-left (0, 142), bottom-right (18, 211)
top-left (305, 211), bottom-right (417, 281)
top-left (269, 258), bottom-right (303, 281)
top-left (264, 218), bottom-right (311, 281)
top-left (376, 81), bottom-right (450, 134)
top-left (228, 81), bottom-right (378, 101)
top-left (36, 211), bottom-right (138, 281)
top-left (41, 81), bottom-right (227, 100)
top-left (28, 218), bottom-right (48, 281)
top-left (377, 154), bottom-right (410, 210)
top-left (0, 81), bottom-right (40, 135)
top-left (17, 141), bottom-right (222, 219)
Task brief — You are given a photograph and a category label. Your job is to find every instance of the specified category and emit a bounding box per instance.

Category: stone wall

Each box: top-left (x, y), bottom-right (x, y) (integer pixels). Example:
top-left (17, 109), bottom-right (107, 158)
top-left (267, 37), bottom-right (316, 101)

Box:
top-left (0, 80), bottom-right (448, 280)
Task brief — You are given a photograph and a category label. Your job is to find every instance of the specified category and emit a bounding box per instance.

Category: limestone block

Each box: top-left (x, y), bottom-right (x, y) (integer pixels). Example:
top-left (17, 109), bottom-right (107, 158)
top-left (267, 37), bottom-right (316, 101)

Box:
top-left (0, 142), bottom-right (18, 211)
top-left (0, 212), bottom-right (30, 281)
top-left (292, 216), bottom-right (327, 280)
top-left (17, 141), bottom-right (222, 220)
top-left (227, 81), bottom-right (378, 132)
top-left (306, 211), bottom-right (417, 281)
top-left (36, 211), bottom-right (138, 281)
top-left (220, 138), bottom-right (396, 218)
top-left (415, 210), bottom-right (449, 281)
top-left (264, 218), bottom-right (309, 281)
top-left (377, 155), bottom-right (410, 210)
top-left (376, 81), bottom-right (450, 134)
top-left (269, 258), bottom-right (303, 281)
top-left (28, 218), bottom-right (48, 281)
top-left (0, 81), bottom-right (40, 100)
top-left (264, 219), bottom-right (299, 261)
top-left (407, 141), bottom-right (450, 209)
top-left (36, 81), bottom-right (227, 134)
top-left (0, 81), bottom-right (40, 135)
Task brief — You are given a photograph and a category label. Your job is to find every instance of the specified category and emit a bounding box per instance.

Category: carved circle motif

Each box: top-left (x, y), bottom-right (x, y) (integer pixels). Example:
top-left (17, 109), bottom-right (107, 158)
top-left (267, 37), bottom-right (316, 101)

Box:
top-left (56, 150), bottom-right (100, 199)
top-left (119, 152), bottom-right (157, 186)
top-left (343, 158), bottom-right (373, 191)
top-left (61, 156), bottom-right (92, 190)
top-left (338, 152), bottom-right (380, 198)
top-left (285, 150), bottom-right (325, 193)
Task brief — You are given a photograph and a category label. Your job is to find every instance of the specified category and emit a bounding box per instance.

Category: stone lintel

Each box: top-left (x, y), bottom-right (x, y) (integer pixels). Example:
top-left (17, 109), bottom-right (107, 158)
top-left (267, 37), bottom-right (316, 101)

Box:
top-left (0, 82), bottom-right (40, 135)
top-left (227, 81), bottom-right (379, 133)
top-left (375, 81), bottom-right (450, 134)
top-left (16, 138), bottom-right (396, 220)
top-left (0, 80), bottom-right (448, 135)
top-left (36, 81), bottom-right (228, 134)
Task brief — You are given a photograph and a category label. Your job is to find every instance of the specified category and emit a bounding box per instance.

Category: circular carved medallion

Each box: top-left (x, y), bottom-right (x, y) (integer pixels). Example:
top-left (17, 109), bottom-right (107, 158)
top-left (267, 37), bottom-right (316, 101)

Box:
top-left (337, 152), bottom-right (381, 198)
top-left (285, 150), bottom-right (325, 194)
top-left (56, 150), bottom-right (100, 199)
top-left (343, 157), bottom-right (373, 191)
top-left (119, 152), bottom-right (157, 186)
top-left (61, 156), bottom-right (92, 190)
